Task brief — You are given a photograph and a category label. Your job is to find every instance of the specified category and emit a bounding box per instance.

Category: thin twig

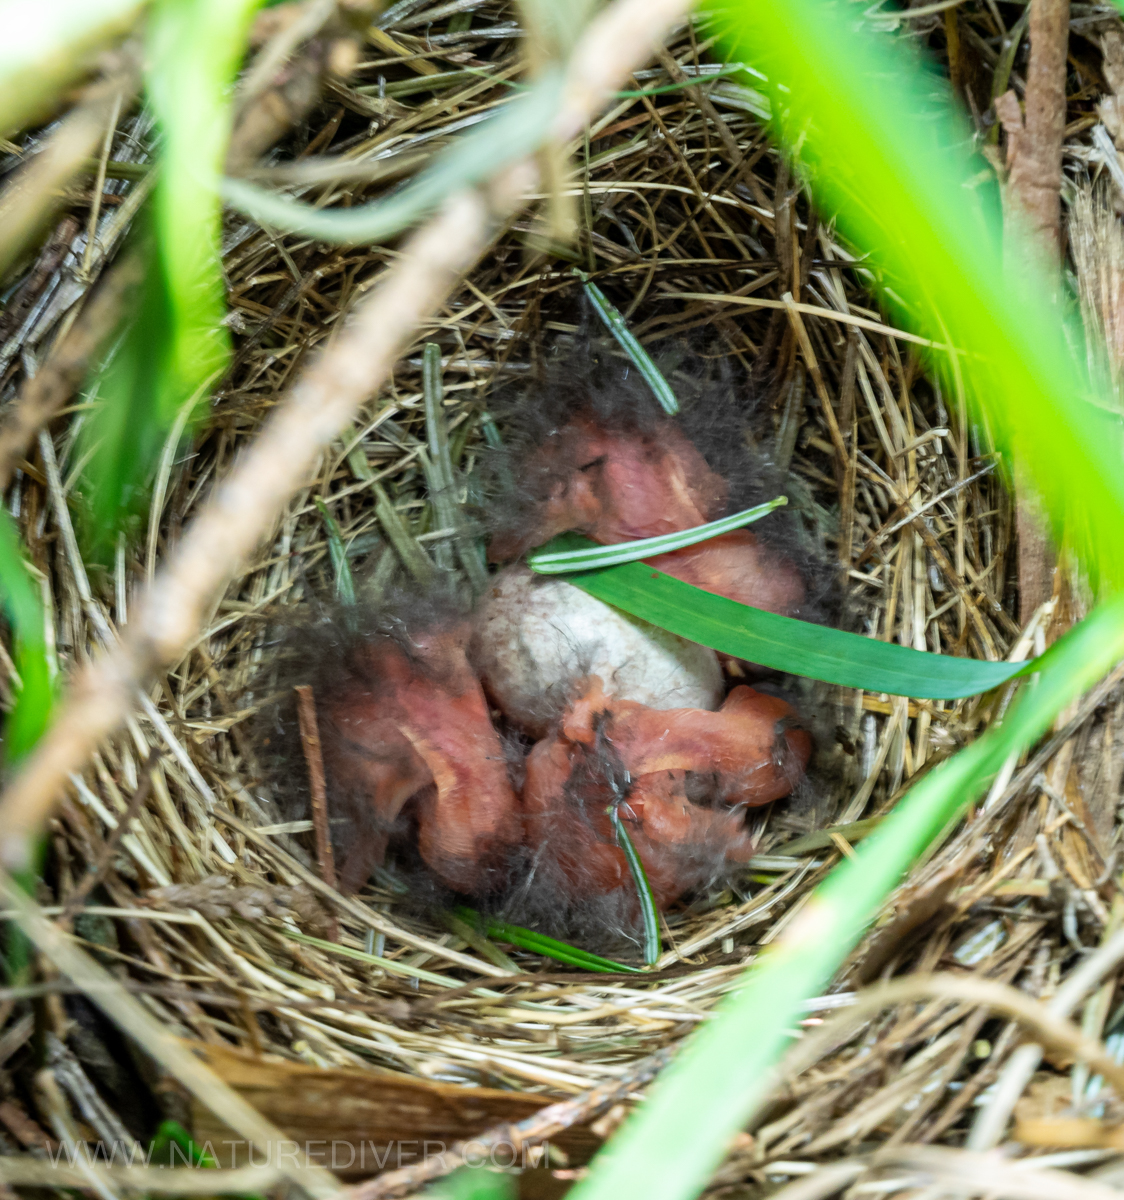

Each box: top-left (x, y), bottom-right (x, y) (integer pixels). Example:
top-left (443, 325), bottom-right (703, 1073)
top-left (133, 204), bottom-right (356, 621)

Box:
top-left (34, 1069), bottom-right (120, 1200)
top-left (874, 1144), bottom-right (1124, 1200)
top-left (0, 1158), bottom-right (281, 1194)
top-left (0, 66), bottom-right (139, 281)
top-left (213, 806), bottom-right (514, 977)
top-left (294, 683), bottom-right (339, 940)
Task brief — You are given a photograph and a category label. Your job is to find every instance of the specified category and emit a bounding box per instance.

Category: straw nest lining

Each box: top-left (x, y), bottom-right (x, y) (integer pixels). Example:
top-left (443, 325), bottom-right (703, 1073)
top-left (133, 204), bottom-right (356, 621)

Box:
top-left (5, 0), bottom-right (1124, 1186)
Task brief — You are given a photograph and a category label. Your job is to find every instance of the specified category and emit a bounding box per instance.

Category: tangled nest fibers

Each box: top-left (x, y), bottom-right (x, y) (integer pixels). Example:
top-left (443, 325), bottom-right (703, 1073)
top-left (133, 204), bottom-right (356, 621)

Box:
top-left (5, 1), bottom-right (1124, 1195)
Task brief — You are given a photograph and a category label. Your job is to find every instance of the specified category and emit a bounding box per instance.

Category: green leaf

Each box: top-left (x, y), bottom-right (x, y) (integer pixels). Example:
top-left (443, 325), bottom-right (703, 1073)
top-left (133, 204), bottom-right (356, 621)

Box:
top-left (553, 544), bottom-right (1026, 699)
top-left (80, 223), bottom-right (175, 556)
top-left (456, 908), bottom-right (642, 974)
top-left (527, 499), bottom-right (787, 573)
top-left (568, 594), bottom-right (1124, 1200)
top-left (574, 269), bottom-right (680, 414)
top-left (147, 0), bottom-right (262, 413)
top-left (221, 69), bottom-right (566, 244)
top-left (608, 805), bottom-right (660, 966)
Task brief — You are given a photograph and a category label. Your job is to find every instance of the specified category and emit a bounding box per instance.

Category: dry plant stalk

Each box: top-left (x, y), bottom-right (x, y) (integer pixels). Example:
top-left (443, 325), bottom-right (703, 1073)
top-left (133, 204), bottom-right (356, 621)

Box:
top-left (59, 748), bottom-right (158, 922)
top-left (1071, 183), bottom-right (1124, 402)
top-left (997, 0), bottom-right (1070, 622)
top-left (870, 1144), bottom-right (1124, 1200)
top-left (764, 1147), bottom-right (1124, 1200)
top-left (775, 971), bottom-right (1124, 1098)
top-left (0, 1159), bottom-right (281, 1194)
top-left (294, 683), bottom-right (339, 939)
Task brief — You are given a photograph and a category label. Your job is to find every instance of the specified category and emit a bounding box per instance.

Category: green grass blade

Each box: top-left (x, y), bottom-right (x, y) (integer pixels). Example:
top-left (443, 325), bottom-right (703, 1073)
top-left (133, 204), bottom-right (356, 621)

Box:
top-left (82, 0), bottom-right (260, 555)
top-left (422, 341), bottom-right (488, 585)
top-left (372, 481), bottom-right (437, 585)
top-left (314, 499), bottom-right (357, 606)
top-left (561, 549), bottom-right (1025, 698)
top-left (527, 499), bottom-right (787, 573)
top-left (221, 69), bottom-right (565, 244)
top-left (609, 805), bottom-right (660, 966)
top-left (423, 343), bottom-right (454, 499)
top-left (569, 594), bottom-right (1124, 1200)
top-left (612, 66), bottom-right (747, 98)
top-left (147, 0), bottom-right (260, 393)
top-left (80, 224), bottom-right (174, 556)
top-left (282, 928), bottom-right (477, 990)
top-left (0, 512), bottom-right (52, 763)
top-left (574, 269), bottom-right (680, 414)
top-left (456, 908), bottom-right (642, 974)
top-left (147, 0), bottom-right (261, 414)
top-left (459, 63), bottom-right (745, 100)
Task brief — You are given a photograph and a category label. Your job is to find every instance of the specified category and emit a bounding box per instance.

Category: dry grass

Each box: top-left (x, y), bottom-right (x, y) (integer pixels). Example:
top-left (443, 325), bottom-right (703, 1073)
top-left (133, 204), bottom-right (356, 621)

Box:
top-left (3, 1), bottom-right (1124, 1194)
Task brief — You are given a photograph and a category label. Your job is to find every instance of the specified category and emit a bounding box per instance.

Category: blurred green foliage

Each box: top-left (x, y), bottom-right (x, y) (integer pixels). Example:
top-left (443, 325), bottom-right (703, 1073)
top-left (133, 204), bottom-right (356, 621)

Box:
top-left (0, 512), bottom-right (52, 763)
top-left (80, 0), bottom-right (263, 559)
top-left (710, 0), bottom-right (1124, 590)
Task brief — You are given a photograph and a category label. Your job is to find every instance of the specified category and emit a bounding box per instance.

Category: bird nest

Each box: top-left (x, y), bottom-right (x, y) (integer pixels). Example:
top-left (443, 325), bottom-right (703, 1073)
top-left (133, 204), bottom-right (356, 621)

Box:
top-left (4, 2), bottom-right (1124, 1195)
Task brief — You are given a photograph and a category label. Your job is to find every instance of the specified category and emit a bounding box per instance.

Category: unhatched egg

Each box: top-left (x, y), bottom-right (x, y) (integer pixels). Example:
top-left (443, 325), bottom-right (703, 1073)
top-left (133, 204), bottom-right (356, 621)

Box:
top-left (472, 564), bottom-right (723, 737)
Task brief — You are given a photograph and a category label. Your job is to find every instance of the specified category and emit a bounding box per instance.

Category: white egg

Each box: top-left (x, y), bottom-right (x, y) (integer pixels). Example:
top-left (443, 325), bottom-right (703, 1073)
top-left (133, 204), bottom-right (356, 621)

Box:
top-left (472, 565), bottom-right (723, 736)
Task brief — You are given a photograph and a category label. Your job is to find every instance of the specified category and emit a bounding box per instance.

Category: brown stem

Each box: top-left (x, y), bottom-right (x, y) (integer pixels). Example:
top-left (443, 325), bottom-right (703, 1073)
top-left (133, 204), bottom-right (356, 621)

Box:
top-left (1007, 0), bottom-right (1070, 255)
top-left (1004, 0), bottom-right (1070, 621)
top-left (293, 683), bottom-right (339, 940)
